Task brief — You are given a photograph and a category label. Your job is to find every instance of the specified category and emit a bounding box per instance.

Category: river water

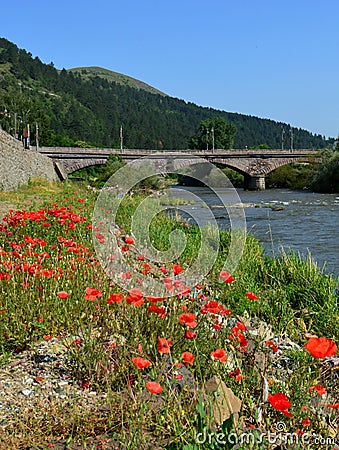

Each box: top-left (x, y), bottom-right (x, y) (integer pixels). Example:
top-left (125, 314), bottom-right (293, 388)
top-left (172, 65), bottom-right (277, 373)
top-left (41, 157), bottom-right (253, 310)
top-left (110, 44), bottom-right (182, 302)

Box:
top-left (169, 187), bottom-right (339, 277)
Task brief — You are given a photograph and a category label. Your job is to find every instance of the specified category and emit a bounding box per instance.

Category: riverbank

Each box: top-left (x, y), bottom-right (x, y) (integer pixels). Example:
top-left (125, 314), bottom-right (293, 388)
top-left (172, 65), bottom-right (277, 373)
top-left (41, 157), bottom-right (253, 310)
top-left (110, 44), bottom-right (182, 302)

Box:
top-left (0, 181), bottom-right (338, 449)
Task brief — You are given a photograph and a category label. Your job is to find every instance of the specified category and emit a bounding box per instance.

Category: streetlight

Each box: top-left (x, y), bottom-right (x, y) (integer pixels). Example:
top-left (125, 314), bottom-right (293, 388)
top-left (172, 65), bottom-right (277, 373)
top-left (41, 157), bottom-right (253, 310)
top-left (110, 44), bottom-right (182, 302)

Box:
top-left (211, 127), bottom-right (215, 151)
top-left (281, 126), bottom-right (285, 150)
top-left (290, 127), bottom-right (293, 151)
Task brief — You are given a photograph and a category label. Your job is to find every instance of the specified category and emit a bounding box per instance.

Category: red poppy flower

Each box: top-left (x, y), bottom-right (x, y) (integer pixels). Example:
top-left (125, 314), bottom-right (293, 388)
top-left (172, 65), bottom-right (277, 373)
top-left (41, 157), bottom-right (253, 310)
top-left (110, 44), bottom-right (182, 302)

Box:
top-left (126, 295), bottom-right (144, 307)
top-left (173, 264), bottom-right (183, 275)
top-left (178, 313), bottom-right (197, 329)
top-left (157, 337), bottom-right (172, 354)
top-left (211, 348), bottom-right (228, 362)
top-left (148, 304), bottom-right (167, 318)
top-left (146, 295), bottom-right (164, 303)
top-left (266, 340), bottom-right (279, 353)
top-left (201, 300), bottom-right (227, 315)
top-left (301, 418), bottom-right (311, 427)
top-left (304, 337), bottom-right (337, 359)
top-left (85, 287), bottom-right (102, 300)
top-left (126, 288), bottom-right (144, 306)
top-left (219, 271), bottom-right (234, 283)
top-left (268, 393), bottom-right (293, 417)
top-left (163, 277), bottom-right (174, 291)
top-left (246, 292), bottom-right (258, 300)
top-left (146, 381), bottom-right (163, 394)
top-left (57, 291), bottom-right (69, 299)
top-left (122, 271), bottom-right (132, 279)
top-left (309, 384), bottom-right (327, 395)
top-left (125, 236), bottom-right (135, 245)
top-left (327, 403), bottom-right (339, 409)
top-left (185, 331), bottom-right (197, 339)
top-left (132, 357), bottom-right (151, 369)
top-left (182, 351), bottom-right (195, 366)
top-left (107, 293), bottom-right (124, 304)
top-left (74, 338), bottom-right (81, 348)
top-left (177, 286), bottom-right (191, 297)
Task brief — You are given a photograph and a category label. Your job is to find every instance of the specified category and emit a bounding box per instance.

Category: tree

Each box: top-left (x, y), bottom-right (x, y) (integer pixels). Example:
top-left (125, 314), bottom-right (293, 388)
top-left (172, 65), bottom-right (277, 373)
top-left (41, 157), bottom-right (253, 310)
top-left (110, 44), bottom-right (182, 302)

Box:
top-left (188, 117), bottom-right (237, 150)
top-left (311, 149), bottom-right (339, 193)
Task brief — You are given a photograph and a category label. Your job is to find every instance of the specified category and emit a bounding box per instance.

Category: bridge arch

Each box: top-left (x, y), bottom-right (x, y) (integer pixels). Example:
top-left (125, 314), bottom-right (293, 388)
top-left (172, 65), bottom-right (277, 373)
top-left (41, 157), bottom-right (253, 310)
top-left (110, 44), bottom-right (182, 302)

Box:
top-left (39, 147), bottom-right (320, 190)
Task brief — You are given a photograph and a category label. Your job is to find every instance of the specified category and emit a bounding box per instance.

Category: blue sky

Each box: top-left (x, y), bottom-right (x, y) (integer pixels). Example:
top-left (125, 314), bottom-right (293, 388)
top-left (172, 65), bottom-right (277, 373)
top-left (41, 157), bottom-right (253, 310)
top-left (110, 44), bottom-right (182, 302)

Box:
top-left (2, 0), bottom-right (338, 138)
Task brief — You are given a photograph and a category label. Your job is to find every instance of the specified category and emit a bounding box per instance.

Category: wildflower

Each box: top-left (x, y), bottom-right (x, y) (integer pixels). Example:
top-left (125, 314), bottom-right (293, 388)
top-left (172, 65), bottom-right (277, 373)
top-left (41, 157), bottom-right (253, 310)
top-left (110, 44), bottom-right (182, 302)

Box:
top-left (309, 384), bottom-right (327, 396)
top-left (266, 340), bottom-right (279, 353)
top-left (182, 351), bottom-right (195, 366)
top-left (228, 368), bottom-right (242, 381)
top-left (163, 277), bottom-right (174, 291)
top-left (219, 271), bottom-right (234, 283)
top-left (327, 403), bottom-right (339, 409)
top-left (43, 335), bottom-right (53, 341)
top-left (301, 418), bottom-right (311, 427)
top-left (57, 291), bottom-right (69, 299)
top-left (211, 348), bottom-right (228, 362)
top-left (148, 304), bottom-right (167, 318)
top-left (178, 313), bottom-right (197, 329)
top-left (185, 331), bottom-right (197, 339)
top-left (132, 357), bottom-right (151, 369)
top-left (126, 288), bottom-right (144, 306)
top-left (304, 337), bottom-right (337, 359)
top-left (173, 264), bottom-right (183, 275)
top-left (246, 291), bottom-right (258, 300)
top-left (177, 286), bottom-right (191, 297)
top-left (146, 295), bottom-right (164, 303)
top-left (122, 271), bottom-right (132, 279)
top-left (146, 381), bottom-right (163, 395)
top-left (157, 337), bottom-right (172, 354)
top-left (107, 293), bottom-right (124, 303)
top-left (268, 393), bottom-right (293, 418)
top-left (74, 338), bottom-right (81, 348)
top-left (125, 236), bottom-right (135, 244)
top-left (85, 287), bottom-right (102, 301)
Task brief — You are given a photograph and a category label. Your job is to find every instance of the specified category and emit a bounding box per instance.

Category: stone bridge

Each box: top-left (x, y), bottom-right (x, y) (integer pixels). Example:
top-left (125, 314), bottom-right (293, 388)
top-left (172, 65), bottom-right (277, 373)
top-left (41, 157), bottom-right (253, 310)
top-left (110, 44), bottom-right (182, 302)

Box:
top-left (37, 147), bottom-right (320, 190)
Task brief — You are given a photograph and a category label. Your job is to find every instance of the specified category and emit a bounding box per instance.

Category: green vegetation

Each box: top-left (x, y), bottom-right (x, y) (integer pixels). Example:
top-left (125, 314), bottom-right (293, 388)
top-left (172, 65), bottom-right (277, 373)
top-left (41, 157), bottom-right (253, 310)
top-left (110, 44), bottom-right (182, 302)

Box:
top-left (0, 180), bottom-right (338, 448)
top-left (266, 162), bottom-right (316, 189)
top-left (311, 149), bottom-right (339, 193)
top-left (188, 117), bottom-right (237, 150)
top-left (0, 37), bottom-right (331, 150)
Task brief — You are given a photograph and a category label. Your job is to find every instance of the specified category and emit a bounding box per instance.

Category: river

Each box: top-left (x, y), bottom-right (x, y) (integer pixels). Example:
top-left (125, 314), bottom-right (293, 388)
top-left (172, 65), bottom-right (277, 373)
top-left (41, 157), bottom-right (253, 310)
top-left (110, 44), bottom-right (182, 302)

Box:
top-left (169, 187), bottom-right (339, 277)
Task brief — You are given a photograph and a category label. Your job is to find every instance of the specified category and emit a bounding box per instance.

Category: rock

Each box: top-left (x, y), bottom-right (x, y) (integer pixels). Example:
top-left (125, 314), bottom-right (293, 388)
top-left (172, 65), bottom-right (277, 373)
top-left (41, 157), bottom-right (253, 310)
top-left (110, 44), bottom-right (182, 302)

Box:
top-left (203, 375), bottom-right (241, 430)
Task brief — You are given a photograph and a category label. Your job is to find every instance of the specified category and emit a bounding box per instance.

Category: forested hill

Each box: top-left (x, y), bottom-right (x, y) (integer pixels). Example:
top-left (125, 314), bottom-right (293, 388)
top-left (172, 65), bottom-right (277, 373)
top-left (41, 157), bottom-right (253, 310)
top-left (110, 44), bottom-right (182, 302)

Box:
top-left (0, 38), bottom-right (331, 150)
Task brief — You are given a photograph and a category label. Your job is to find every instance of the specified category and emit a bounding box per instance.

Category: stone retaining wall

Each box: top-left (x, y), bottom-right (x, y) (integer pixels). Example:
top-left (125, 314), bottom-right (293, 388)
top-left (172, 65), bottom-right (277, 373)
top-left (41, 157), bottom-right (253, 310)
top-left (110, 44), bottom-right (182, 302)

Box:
top-left (0, 129), bottom-right (58, 191)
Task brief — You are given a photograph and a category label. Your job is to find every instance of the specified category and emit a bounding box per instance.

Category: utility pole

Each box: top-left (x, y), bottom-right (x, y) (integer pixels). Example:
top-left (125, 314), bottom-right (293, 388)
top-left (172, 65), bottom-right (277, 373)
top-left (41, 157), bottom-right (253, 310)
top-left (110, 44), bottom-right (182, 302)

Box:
top-left (206, 129), bottom-right (209, 151)
top-left (281, 126), bottom-right (285, 150)
top-left (290, 127), bottom-right (293, 151)
top-left (211, 127), bottom-right (215, 151)
top-left (120, 125), bottom-right (123, 150)
top-left (35, 122), bottom-right (39, 150)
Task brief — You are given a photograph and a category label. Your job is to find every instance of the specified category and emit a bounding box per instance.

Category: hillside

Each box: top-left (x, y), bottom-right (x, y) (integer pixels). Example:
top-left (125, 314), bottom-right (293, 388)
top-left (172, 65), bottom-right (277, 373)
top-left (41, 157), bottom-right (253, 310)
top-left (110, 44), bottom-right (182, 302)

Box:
top-left (0, 37), bottom-right (332, 150)
top-left (68, 66), bottom-right (166, 96)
